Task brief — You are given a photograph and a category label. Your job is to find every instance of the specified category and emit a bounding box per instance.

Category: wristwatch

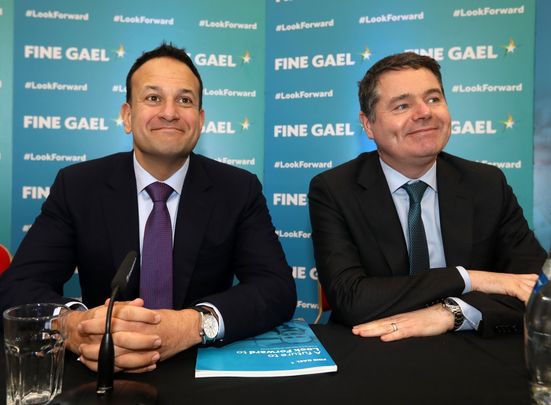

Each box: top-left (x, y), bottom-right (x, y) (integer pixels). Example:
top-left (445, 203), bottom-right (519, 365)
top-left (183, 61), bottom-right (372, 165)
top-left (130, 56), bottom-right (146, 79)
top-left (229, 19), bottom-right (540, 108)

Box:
top-left (442, 298), bottom-right (464, 331)
top-left (192, 306), bottom-right (219, 344)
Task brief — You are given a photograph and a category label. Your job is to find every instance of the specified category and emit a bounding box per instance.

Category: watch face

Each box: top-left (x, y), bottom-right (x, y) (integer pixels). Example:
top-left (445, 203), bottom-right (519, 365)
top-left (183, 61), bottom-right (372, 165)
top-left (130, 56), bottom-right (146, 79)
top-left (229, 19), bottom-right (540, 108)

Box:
top-left (203, 315), bottom-right (219, 339)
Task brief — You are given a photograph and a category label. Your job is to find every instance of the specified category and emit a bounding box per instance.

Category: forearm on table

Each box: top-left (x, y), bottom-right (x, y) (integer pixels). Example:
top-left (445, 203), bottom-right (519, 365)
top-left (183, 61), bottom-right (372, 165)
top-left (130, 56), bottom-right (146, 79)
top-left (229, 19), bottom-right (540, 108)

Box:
top-left (322, 266), bottom-right (465, 326)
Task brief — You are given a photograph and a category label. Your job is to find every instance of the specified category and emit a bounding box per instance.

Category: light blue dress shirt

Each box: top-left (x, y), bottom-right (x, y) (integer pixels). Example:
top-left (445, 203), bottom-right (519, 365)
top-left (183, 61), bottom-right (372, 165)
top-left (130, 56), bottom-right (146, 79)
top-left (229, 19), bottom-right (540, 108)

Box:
top-left (134, 153), bottom-right (225, 338)
top-left (379, 158), bottom-right (481, 330)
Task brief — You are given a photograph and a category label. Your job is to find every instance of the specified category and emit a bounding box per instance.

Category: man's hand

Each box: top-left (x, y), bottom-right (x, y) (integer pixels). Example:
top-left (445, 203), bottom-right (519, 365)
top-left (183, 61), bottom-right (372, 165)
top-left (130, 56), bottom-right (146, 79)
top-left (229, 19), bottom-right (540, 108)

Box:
top-left (123, 308), bottom-right (202, 361)
top-left (64, 298), bottom-right (162, 373)
top-left (76, 302), bottom-right (202, 373)
top-left (468, 271), bottom-right (538, 304)
top-left (64, 298), bottom-right (158, 353)
top-left (352, 304), bottom-right (454, 342)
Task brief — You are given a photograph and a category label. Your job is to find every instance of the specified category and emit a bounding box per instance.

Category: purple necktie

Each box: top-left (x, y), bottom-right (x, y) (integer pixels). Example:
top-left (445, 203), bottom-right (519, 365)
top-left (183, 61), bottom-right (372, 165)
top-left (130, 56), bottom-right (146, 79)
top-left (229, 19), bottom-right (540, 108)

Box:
top-left (140, 182), bottom-right (174, 309)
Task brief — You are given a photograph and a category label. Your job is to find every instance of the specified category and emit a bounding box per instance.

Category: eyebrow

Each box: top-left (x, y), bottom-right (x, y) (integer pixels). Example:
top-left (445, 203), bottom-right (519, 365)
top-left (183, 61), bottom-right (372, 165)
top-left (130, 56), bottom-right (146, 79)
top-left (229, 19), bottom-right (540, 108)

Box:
top-left (387, 88), bottom-right (443, 105)
top-left (143, 85), bottom-right (197, 97)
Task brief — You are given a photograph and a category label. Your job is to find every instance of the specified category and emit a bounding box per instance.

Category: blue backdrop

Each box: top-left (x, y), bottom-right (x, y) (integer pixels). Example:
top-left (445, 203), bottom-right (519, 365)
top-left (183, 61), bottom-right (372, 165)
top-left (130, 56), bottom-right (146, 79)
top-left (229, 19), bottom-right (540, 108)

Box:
top-left (0, 0), bottom-right (548, 322)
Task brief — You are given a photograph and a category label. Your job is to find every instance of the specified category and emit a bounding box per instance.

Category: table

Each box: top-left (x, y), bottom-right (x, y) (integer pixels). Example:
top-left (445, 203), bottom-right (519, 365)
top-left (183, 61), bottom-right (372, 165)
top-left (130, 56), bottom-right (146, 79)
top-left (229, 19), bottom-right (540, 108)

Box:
top-left (1, 323), bottom-right (532, 405)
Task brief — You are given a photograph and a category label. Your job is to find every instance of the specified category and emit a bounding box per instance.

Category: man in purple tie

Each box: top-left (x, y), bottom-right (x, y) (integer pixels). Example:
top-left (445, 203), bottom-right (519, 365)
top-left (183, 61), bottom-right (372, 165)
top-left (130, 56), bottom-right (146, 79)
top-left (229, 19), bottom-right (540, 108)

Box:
top-left (0, 43), bottom-right (296, 373)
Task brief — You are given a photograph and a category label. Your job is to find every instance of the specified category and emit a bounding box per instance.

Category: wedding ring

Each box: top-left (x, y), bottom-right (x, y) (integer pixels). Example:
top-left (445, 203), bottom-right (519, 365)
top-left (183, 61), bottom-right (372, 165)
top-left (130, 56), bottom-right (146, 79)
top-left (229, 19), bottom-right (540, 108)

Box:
top-left (391, 322), bottom-right (398, 332)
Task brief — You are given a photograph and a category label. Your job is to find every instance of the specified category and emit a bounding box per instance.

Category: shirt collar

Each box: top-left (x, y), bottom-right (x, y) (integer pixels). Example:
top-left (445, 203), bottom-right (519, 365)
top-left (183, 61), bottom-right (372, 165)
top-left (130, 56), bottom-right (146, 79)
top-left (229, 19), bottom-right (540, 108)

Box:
top-left (379, 157), bottom-right (438, 194)
top-left (133, 152), bottom-right (189, 195)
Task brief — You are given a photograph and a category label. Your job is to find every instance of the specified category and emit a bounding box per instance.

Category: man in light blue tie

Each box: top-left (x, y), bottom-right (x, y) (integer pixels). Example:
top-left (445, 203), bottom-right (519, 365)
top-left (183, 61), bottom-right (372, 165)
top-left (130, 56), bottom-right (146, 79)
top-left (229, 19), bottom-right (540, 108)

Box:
top-left (308, 52), bottom-right (546, 340)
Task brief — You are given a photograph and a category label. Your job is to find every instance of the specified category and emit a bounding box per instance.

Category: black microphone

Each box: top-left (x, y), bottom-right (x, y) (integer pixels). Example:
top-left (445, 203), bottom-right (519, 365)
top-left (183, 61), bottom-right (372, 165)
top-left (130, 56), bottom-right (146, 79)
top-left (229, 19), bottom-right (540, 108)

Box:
top-left (56, 251), bottom-right (157, 405)
top-left (96, 251), bottom-right (137, 395)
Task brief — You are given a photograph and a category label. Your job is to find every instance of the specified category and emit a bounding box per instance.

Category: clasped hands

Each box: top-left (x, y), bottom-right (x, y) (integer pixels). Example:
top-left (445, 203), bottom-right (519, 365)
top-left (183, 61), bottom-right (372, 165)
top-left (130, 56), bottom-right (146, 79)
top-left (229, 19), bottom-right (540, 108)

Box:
top-left (352, 270), bottom-right (538, 342)
top-left (64, 298), bottom-right (202, 373)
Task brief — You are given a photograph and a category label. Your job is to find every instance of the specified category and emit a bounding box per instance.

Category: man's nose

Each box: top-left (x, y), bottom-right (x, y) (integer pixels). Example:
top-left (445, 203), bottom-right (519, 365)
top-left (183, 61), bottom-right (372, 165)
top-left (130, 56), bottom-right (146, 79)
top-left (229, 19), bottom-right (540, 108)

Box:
top-left (412, 101), bottom-right (431, 120)
top-left (159, 100), bottom-right (178, 121)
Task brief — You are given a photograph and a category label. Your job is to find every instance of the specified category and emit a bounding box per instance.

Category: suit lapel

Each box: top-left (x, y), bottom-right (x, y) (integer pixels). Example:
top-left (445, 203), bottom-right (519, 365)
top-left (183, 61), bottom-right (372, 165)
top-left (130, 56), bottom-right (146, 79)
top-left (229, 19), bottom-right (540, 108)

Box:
top-left (172, 153), bottom-right (215, 308)
top-left (100, 153), bottom-right (141, 298)
top-left (437, 154), bottom-right (473, 267)
top-left (356, 153), bottom-right (409, 276)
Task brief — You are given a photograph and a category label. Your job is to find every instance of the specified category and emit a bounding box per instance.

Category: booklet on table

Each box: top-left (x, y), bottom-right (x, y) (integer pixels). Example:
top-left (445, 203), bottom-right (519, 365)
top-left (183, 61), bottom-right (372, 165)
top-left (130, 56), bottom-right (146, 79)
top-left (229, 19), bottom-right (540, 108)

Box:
top-left (195, 319), bottom-right (337, 378)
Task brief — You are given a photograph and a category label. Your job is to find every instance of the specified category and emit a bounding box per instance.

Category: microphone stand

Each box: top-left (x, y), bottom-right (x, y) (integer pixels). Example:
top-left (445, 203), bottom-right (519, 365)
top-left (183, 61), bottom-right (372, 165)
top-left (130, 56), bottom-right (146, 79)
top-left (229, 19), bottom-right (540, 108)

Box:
top-left (56, 251), bottom-right (157, 404)
top-left (96, 285), bottom-right (118, 394)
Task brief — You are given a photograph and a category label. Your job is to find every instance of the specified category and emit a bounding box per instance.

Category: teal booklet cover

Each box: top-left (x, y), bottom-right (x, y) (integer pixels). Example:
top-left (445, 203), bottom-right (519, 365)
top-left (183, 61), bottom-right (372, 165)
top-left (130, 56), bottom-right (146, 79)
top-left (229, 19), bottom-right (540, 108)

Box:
top-left (195, 319), bottom-right (337, 377)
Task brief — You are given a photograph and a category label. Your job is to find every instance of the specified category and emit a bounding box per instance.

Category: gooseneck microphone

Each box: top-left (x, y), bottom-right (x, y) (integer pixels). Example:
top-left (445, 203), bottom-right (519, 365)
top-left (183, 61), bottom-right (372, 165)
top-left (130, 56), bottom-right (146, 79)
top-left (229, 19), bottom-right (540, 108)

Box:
top-left (96, 250), bottom-right (137, 395)
top-left (57, 251), bottom-right (157, 404)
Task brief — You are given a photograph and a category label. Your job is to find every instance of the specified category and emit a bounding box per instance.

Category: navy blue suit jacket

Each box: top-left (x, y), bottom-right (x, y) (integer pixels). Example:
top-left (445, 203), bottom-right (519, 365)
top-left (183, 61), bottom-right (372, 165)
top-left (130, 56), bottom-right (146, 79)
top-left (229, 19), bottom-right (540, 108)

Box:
top-left (0, 152), bottom-right (296, 342)
top-left (309, 151), bottom-right (546, 337)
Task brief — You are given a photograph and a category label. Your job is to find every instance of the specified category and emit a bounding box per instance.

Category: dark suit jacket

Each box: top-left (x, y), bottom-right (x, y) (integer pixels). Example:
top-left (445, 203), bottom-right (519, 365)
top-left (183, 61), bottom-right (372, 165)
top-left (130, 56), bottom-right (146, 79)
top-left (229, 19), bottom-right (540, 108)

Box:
top-left (308, 151), bottom-right (546, 337)
top-left (0, 152), bottom-right (296, 343)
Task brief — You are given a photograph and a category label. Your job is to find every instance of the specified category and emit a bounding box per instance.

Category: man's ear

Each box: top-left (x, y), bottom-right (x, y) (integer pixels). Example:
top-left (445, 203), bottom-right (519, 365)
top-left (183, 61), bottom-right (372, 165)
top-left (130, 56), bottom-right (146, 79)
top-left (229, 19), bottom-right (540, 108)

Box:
top-left (199, 108), bottom-right (205, 130)
top-left (359, 112), bottom-right (375, 140)
top-left (121, 103), bottom-right (132, 134)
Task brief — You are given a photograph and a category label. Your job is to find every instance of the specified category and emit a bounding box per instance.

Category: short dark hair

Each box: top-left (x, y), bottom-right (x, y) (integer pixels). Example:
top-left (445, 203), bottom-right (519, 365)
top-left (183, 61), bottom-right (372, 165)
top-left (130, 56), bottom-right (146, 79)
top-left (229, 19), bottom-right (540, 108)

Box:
top-left (125, 42), bottom-right (203, 108)
top-left (358, 52), bottom-right (445, 122)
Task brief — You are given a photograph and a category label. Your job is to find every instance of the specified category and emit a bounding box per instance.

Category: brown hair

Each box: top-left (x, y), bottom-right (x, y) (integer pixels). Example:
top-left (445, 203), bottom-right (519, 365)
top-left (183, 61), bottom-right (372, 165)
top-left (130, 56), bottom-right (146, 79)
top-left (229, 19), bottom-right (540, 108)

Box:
top-left (126, 42), bottom-right (203, 108)
top-left (358, 52), bottom-right (444, 122)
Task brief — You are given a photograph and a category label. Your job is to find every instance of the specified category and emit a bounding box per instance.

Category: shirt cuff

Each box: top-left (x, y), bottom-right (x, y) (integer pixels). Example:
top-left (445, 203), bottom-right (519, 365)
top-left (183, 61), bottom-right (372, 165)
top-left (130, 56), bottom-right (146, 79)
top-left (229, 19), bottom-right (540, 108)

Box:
top-left (52, 301), bottom-right (87, 316)
top-left (197, 302), bottom-right (225, 339)
top-left (450, 297), bottom-right (482, 331)
top-left (65, 301), bottom-right (88, 311)
top-left (455, 266), bottom-right (471, 294)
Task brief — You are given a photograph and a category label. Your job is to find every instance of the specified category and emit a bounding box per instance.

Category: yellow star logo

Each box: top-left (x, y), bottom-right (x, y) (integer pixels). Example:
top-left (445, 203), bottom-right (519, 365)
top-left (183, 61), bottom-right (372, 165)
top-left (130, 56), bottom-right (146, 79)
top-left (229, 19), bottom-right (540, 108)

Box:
top-left (240, 117), bottom-right (250, 131)
top-left (500, 114), bottom-right (515, 129)
top-left (113, 114), bottom-right (124, 127)
top-left (501, 37), bottom-right (516, 54)
top-left (241, 51), bottom-right (251, 64)
top-left (360, 47), bottom-right (372, 60)
top-left (114, 44), bottom-right (126, 58)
